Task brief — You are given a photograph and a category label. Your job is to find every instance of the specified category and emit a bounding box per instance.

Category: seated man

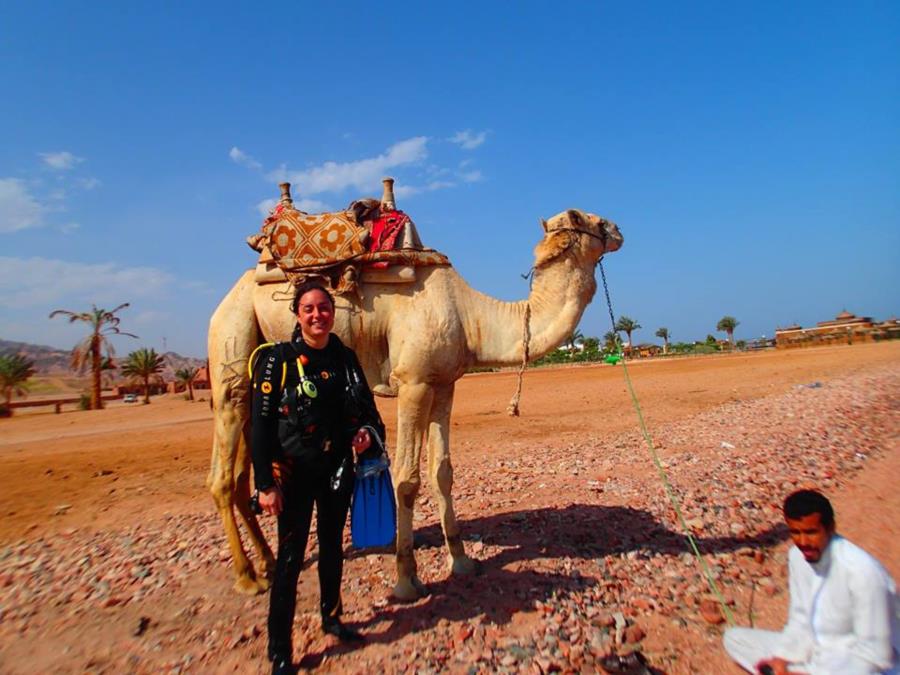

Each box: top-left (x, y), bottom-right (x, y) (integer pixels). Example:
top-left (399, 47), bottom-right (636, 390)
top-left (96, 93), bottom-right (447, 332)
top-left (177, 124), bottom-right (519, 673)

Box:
top-left (724, 489), bottom-right (899, 674)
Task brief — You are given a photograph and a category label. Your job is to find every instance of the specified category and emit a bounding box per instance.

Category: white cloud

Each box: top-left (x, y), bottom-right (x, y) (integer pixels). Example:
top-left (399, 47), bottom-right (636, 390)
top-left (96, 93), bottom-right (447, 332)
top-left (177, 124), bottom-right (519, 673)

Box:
top-left (395, 180), bottom-right (456, 198)
top-left (0, 178), bottom-right (44, 232)
top-left (460, 170), bottom-right (483, 183)
top-left (229, 146), bottom-right (262, 170)
top-left (134, 310), bottom-right (171, 324)
top-left (59, 222), bottom-right (81, 234)
top-left (297, 198), bottom-right (330, 213)
top-left (39, 151), bottom-right (84, 170)
top-left (79, 177), bottom-right (101, 190)
top-left (0, 257), bottom-right (173, 309)
top-left (449, 130), bottom-right (488, 150)
top-left (256, 196), bottom-right (331, 216)
top-left (270, 137), bottom-right (429, 195)
top-left (256, 198), bottom-right (278, 216)
top-left (182, 280), bottom-right (213, 293)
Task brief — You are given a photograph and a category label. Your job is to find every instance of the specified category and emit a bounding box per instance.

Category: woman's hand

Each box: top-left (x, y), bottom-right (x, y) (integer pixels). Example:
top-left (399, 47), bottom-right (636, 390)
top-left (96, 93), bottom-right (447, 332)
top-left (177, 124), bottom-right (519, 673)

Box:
top-left (351, 428), bottom-right (372, 454)
top-left (259, 486), bottom-right (283, 516)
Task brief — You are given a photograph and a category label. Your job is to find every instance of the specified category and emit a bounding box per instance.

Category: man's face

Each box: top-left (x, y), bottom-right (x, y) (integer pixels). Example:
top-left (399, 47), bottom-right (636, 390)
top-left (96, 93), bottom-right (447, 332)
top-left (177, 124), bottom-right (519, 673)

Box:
top-left (785, 512), bottom-right (834, 563)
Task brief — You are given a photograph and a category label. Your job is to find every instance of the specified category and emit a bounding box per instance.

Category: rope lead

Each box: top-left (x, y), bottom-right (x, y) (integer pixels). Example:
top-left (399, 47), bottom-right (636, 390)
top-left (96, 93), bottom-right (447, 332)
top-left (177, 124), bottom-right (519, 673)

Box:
top-left (598, 259), bottom-right (736, 626)
top-left (506, 302), bottom-right (531, 416)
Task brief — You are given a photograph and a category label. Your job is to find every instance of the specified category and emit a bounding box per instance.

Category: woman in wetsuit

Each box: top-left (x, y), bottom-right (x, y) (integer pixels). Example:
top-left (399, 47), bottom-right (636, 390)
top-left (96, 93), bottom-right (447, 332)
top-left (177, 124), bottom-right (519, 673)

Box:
top-left (251, 281), bottom-right (385, 675)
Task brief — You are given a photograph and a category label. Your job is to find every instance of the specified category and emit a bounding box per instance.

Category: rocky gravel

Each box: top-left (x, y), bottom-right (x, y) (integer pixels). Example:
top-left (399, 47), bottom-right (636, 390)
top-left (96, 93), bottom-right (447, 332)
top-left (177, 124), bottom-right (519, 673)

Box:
top-left (0, 365), bottom-right (896, 674)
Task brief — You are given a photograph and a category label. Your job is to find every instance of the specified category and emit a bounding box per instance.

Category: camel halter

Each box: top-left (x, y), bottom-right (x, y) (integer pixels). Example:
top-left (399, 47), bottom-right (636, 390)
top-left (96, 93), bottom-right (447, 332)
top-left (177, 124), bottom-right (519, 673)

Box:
top-left (507, 222), bottom-right (609, 416)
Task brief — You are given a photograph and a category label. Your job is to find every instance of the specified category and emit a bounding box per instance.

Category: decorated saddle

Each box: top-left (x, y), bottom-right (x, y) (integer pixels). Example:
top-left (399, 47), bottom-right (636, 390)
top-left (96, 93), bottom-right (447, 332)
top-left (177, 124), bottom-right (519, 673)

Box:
top-left (247, 181), bottom-right (450, 294)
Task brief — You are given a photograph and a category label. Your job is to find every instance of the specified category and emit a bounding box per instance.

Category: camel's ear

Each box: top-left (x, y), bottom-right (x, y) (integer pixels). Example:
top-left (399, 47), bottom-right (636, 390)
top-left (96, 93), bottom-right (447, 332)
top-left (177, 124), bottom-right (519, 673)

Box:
top-left (540, 218), bottom-right (549, 232)
top-left (566, 209), bottom-right (584, 229)
top-left (534, 230), bottom-right (573, 268)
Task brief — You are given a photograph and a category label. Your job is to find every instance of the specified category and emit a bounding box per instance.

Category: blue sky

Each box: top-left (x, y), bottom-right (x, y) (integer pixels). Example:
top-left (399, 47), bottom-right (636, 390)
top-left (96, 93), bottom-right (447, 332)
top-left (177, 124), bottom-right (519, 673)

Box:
top-left (1, 2), bottom-right (897, 357)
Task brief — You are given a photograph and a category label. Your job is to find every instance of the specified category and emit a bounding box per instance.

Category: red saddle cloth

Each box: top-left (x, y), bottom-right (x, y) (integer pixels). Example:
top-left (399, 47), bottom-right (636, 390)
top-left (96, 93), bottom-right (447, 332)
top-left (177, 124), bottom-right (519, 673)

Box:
top-left (367, 210), bottom-right (410, 269)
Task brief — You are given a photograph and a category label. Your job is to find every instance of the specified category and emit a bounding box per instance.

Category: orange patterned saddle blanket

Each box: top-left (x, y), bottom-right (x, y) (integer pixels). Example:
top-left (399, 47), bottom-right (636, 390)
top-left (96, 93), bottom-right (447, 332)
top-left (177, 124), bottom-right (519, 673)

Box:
top-left (264, 206), bottom-right (367, 268)
top-left (247, 202), bottom-right (450, 293)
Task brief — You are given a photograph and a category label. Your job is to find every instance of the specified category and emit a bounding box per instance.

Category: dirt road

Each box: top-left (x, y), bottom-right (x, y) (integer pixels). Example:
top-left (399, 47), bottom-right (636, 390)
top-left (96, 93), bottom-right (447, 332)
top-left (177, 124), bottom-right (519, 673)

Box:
top-left (0, 342), bottom-right (897, 673)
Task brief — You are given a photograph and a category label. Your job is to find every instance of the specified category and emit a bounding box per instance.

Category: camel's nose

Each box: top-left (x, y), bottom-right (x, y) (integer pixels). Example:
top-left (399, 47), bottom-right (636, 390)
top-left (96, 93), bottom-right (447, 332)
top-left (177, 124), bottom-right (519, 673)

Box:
top-left (604, 220), bottom-right (624, 252)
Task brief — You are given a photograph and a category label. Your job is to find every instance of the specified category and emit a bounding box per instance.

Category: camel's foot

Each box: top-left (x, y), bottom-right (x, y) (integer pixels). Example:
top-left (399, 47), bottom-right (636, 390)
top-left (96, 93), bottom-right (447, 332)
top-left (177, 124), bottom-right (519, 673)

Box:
top-left (233, 574), bottom-right (267, 595)
top-left (448, 553), bottom-right (478, 576)
top-left (392, 575), bottom-right (427, 602)
top-left (260, 556), bottom-right (276, 583)
top-left (255, 574), bottom-right (271, 593)
top-left (372, 383), bottom-right (398, 398)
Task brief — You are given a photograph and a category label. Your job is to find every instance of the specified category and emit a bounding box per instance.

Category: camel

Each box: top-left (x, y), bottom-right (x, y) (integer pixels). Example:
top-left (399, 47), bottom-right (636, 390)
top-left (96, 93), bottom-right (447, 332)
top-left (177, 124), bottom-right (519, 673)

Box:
top-left (206, 196), bottom-right (623, 600)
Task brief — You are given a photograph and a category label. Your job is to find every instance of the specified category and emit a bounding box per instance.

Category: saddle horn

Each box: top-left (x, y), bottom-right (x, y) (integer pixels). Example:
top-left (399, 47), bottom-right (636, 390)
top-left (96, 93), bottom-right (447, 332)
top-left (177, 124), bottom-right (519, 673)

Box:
top-left (279, 182), bottom-right (294, 207)
top-left (381, 177), bottom-right (396, 211)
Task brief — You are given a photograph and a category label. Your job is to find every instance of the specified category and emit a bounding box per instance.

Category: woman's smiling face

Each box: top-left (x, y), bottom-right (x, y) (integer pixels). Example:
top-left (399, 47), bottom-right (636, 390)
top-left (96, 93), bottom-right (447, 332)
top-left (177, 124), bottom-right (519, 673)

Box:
top-left (296, 288), bottom-right (335, 346)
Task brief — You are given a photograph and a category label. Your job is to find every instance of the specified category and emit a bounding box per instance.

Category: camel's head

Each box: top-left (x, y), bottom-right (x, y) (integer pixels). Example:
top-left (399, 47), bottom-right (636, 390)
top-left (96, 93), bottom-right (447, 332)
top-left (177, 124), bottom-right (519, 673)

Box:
top-left (534, 209), bottom-right (623, 268)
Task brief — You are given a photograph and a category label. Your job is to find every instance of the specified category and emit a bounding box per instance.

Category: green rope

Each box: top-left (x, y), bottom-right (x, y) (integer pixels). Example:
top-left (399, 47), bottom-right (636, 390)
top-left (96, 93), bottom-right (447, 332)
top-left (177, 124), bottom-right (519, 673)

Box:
top-left (598, 259), bottom-right (735, 626)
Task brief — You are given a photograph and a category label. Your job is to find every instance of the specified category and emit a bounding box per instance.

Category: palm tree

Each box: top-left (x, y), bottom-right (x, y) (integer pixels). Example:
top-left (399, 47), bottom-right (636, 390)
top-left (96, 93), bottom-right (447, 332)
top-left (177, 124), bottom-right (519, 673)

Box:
top-left (603, 331), bottom-right (621, 353)
top-left (614, 316), bottom-right (641, 355)
top-left (565, 329), bottom-right (584, 352)
top-left (122, 348), bottom-right (165, 404)
top-left (655, 327), bottom-right (670, 354)
top-left (49, 303), bottom-right (136, 410)
top-left (717, 316), bottom-right (740, 344)
top-left (100, 356), bottom-right (117, 387)
top-left (175, 366), bottom-right (199, 401)
top-left (0, 353), bottom-right (36, 413)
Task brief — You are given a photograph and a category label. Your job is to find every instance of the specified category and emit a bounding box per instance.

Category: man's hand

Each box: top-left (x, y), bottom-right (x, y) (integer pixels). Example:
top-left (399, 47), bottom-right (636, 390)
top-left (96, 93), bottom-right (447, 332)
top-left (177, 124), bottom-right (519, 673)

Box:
top-left (352, 428), bottom-right (372, 454)
top-left (756, 657), bottom-right (794, 675)
top-left (259, 486), bottom-right (283, 516)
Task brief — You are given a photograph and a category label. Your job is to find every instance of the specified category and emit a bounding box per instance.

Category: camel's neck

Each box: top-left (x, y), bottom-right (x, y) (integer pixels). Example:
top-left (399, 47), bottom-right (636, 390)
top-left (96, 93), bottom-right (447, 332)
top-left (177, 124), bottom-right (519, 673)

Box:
top-left (462, 256), bottom-right (597, 367)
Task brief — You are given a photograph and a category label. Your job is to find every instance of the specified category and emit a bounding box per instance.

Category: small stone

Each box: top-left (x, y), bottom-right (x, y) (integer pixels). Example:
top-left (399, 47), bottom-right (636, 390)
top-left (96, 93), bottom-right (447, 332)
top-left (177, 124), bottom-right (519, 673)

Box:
top-left (699, 599), bottom-right (724, 625)
top-left (455, 625), bottom-right (473, 645)
top-left (133, 616), bottom-right (151, 637)
top-left (623, 625), bottom-right (645, 643)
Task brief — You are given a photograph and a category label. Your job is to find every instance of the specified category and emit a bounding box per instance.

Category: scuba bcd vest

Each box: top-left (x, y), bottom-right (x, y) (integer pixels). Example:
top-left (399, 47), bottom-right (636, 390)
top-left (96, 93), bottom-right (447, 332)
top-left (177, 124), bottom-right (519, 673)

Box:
top-left (250, 341), bottom-right (338, 459)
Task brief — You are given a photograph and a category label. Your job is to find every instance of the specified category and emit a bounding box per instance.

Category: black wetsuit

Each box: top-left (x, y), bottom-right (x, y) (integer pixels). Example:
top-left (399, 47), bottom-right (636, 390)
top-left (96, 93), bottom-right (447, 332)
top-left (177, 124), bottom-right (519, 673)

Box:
top-left (250, 333), bottom-right (384, 660)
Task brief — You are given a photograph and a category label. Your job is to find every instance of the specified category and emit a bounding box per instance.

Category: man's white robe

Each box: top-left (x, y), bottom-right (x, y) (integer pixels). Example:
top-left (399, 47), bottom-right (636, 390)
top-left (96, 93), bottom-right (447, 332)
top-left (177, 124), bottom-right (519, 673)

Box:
top-left (724, 536), bottom-right (899, 674)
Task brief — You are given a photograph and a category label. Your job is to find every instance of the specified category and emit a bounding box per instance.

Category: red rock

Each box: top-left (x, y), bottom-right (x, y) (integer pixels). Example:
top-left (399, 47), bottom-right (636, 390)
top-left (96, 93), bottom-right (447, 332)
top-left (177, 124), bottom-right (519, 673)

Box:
top-left (455, 625), bottom-right (473, 645)
top-left (623, 625), bottom-right (645, 643)
top-left (699, 599), bottom-right (725, 624)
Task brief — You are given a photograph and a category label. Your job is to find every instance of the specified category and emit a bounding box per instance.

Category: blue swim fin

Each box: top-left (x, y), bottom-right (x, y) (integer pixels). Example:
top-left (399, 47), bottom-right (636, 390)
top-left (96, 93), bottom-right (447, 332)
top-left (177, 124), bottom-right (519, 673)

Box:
top-left (351, 454), bottom-right (397, 549)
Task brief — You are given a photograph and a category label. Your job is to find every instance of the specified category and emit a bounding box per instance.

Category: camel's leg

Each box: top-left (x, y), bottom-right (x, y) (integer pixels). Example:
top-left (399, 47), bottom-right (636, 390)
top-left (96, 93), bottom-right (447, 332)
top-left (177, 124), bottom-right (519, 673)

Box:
top-left (208, 397), bottom-right (263, 594)
top-left (426, 383), bottom-right (476, 576)
top-left (233, 422), bottom-right (275, 587)
top-left (392, 381), bottom-right (433, 601)
top-left (207, 271), bottom-right (266, 594)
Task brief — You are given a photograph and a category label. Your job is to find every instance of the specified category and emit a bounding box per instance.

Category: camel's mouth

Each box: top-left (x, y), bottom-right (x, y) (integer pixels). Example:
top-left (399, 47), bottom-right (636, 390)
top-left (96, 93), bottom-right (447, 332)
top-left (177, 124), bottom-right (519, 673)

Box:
top-left (602, 219), bottom-right (624, 253)
top-left (586, 214), bottom-right (623, 254)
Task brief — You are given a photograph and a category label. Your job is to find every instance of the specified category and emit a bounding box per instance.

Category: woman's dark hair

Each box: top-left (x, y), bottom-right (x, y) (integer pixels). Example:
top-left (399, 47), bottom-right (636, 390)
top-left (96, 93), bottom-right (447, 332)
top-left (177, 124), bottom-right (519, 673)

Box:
top-left (290, 281), bottom-right (335, 314)
top-left (783, 489), bottom-right (835, 529)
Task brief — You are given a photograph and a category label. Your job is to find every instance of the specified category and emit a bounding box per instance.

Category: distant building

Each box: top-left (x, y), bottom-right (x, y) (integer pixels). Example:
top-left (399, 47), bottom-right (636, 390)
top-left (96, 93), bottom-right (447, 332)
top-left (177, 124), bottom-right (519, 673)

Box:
top-left (166, 365), bottom-right (211, 394)
top-left (631, 343), bottom-right (663, 358)
top-left (745, 337), bottom-right (776, 351)
top-left (775, 311), bottom-right (899, 349)
top-left (193, 365), bottom-right (211, 390)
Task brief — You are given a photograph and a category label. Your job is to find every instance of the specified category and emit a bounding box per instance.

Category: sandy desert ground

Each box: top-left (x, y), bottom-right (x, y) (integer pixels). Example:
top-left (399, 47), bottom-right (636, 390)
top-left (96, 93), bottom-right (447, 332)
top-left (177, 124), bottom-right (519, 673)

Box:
top-left (0, 342), bottom-right (897, 674)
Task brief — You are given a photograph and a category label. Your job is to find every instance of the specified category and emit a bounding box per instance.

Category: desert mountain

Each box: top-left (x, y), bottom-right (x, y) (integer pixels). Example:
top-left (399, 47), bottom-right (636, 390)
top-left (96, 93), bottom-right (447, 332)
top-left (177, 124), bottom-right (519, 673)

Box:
top-left (0, 339), bottom-right (205, 381)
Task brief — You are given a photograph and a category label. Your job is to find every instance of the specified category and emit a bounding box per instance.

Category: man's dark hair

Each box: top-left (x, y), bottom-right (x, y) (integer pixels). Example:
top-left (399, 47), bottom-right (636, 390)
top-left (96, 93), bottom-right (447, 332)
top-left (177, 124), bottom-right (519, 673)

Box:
top-left (783, 489), bottom-right (835, 529)
top-left (290, 281), bottom-right (335, 314)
